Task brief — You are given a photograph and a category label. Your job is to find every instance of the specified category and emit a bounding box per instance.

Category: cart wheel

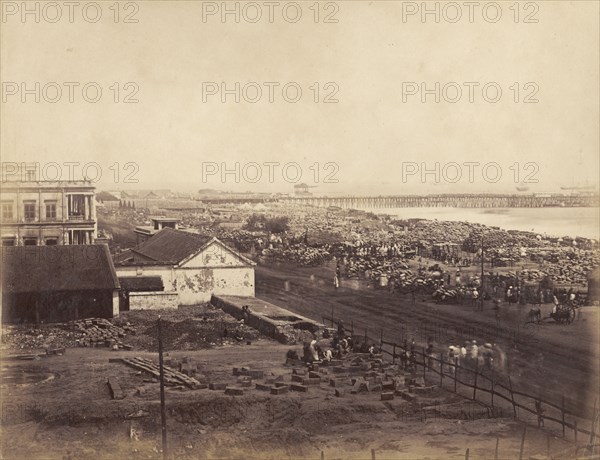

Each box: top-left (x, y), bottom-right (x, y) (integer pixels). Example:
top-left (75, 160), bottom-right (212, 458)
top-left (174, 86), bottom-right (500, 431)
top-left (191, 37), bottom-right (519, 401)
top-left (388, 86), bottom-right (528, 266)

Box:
top-left (567, 307), bottom-right (576, 324)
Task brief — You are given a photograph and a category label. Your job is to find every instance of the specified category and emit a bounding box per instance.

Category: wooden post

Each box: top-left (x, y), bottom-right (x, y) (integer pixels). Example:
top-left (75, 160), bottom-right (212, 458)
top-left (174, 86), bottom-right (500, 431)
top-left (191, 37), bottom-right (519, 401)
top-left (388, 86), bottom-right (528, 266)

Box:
top-left (518, 425), bottom-right (526, 460)
top-left (157, 316), bottom-right (168, 460)
top-left (588, 398), bottom-right (598, 453)
top-left (321, 451), bottom-right (324, 460)
top-left (371, 448), bottom-right (376, 460)
top-left (465, 448), bottom-right (469, 460)
top-left (473, 360), bottom-right (479, 401)
top-left (546, 435), bottom-right (550, 458)
top-left (494, 438), bottom-right (499, 460)
top-left (561, 394), bottom-right (566, 437)
top-left (454, 358), bottom-right (458, 393)
top-left (508, 376), bottom-right (517, 419)
top-left (439, 353), bottom-right (443, 387)
top-left (574, 421), bottom-right (578, 442)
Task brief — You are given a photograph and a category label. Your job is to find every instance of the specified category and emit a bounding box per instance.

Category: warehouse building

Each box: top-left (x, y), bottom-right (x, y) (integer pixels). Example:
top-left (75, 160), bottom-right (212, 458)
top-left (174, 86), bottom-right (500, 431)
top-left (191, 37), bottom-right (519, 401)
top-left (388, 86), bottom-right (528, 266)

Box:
top-left (1, 245), bottom-right (120, 323)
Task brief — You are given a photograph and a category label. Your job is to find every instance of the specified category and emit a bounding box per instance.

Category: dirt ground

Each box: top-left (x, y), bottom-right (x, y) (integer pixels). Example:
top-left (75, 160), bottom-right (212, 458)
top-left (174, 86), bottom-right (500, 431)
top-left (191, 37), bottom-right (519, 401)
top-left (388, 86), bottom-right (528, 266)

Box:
top-left (1, 261), bottom-right (598, 459)
top-left (0, 343), bottom-right (578, 460)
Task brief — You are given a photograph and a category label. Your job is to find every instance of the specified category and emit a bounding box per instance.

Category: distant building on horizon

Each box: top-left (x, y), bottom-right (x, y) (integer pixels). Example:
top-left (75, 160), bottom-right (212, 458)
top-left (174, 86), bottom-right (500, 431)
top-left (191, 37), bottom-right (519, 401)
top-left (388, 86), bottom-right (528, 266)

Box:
top-left (294, 183), bottom-right (317, 196)
top-left (134, 216), bottom-right (180, 244)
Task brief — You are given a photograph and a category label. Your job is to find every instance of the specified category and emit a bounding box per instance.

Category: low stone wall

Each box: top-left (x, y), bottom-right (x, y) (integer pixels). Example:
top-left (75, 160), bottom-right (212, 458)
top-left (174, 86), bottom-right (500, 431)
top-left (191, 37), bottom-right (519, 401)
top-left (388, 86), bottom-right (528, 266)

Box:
top-left (211, 295), bottom-right (324, 344)
top-left (129, 291), bottom-right (179, 310)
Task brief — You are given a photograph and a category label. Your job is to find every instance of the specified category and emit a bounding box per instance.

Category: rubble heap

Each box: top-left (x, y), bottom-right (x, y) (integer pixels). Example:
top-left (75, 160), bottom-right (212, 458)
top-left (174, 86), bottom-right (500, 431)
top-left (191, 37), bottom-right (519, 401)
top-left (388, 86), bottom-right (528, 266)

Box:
top-left (1, 318), bottom-right (137, 351)
top-left (71, 318), bottom-right (136, 349)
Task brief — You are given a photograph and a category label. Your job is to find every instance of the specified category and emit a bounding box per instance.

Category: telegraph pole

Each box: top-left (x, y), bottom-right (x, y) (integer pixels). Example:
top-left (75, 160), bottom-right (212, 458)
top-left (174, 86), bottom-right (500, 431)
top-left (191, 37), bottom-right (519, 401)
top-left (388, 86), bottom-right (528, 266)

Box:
top-left (158, 316), bottom-right (168, 460)
top-left (480, 231), bottom-right (485, 308)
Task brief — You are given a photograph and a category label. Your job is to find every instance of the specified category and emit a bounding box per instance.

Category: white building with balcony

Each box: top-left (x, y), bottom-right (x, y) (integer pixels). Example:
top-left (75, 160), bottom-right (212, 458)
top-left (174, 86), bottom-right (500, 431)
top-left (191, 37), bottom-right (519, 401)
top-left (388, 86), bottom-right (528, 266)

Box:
top-left (0, 164), bottom-right (97, 246)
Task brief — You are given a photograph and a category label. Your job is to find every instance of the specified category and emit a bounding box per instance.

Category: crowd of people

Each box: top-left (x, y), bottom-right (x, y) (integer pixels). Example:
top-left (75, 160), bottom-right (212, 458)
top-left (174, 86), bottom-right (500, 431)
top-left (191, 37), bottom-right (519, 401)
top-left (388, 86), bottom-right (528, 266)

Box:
top-left (101, 201), bottom-right (599, 298)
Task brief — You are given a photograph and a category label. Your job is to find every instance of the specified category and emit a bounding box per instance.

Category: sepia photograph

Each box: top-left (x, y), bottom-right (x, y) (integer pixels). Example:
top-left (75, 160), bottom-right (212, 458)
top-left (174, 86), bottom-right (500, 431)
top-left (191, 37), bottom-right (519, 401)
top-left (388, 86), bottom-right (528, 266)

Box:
top-left (0, 1), bottom-right (599, 459)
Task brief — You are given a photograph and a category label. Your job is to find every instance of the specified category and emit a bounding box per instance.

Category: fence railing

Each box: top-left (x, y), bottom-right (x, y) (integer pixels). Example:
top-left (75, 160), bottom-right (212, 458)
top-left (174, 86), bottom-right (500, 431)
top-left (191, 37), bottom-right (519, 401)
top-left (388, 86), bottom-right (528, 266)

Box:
top-left (321, 313), bottom-right (600, 449)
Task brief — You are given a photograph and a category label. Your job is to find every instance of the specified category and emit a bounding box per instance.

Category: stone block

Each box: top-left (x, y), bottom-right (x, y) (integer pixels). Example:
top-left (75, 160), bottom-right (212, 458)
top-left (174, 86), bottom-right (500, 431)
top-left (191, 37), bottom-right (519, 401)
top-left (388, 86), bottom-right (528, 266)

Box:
top-left (270, 385), bottom-right (289, 395)
top-left (255, 383), bottom-right (271, 391)
top-left (370, 384), bottom-right (382, 392)
top-left (308, 371), bottom-right (320, 379)
top-left (209, 383), bottom-right (227, 391)
top-left (248, 370), bottom-right (264, 379)
top-left (237, 377), bottom-right (253, 387)
top-left (382, 381), bottom-right (395, 391)
top-left (107, 377), bottom-right (124, 400)
top-left (303, 377), bottom-right (321, 386)
top-left (356, 382), bottom-right (370, 393)
top-left (290, 384), bottom-right (308, 392)
top-left (335, 389), bottom-right (344, 397)
top-left (225, 387), bottom-right (244, 396)
top-left (414, 386), bottom-right (436, 394)
top-left (381, 392), bottom-right (394, 401)
top-left (291, 375), bottom-right (304, 383)
top-left (396, 390), bottom-right (416, 402)
top-left (329, 379), bottom-right (337, 387)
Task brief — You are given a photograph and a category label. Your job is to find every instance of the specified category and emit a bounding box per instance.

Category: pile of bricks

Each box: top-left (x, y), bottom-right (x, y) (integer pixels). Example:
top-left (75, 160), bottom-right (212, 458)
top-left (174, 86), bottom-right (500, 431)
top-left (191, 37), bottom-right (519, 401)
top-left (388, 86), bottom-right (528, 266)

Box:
top-left (71, 318), bottom-right (136, 350)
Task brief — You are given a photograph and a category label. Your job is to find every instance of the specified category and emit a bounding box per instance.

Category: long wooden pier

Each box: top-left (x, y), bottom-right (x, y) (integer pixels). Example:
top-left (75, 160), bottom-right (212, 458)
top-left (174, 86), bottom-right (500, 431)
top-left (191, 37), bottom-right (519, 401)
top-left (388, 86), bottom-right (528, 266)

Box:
top-left (282, 193), bottom-right (599, 209)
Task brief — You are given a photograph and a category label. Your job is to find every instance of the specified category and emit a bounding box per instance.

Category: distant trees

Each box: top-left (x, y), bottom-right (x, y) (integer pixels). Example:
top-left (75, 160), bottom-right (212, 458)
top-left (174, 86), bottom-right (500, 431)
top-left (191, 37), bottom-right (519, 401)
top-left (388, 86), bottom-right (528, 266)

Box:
top-left (243, 213), bottom-right (289, 234)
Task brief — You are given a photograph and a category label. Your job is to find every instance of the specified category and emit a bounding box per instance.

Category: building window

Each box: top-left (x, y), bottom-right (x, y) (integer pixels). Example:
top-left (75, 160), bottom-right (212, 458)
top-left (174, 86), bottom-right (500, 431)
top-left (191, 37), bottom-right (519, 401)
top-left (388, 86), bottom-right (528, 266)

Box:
top-left (1, 202), bottom-right (13, 220)
top-left (23, 238), bottom-right (37, 246)
top-left (68, 195), bottom-right (86, 219)
top-left (45, 202), bottom-right (57, 219)
top-left (1, 238), bottom-right (15, 246)
top-left (24, 202), bottom-right (36, 220)
top-left (45, 238), bottom-right (58, 245)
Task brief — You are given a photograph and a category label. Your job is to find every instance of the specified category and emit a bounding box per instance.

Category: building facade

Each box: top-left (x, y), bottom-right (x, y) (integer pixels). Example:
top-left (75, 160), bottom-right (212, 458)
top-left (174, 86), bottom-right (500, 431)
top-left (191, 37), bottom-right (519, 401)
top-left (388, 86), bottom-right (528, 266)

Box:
top-left (1, 165), bottom-right (97, 246)
top-left (114, 228), bottom-right (255, 306)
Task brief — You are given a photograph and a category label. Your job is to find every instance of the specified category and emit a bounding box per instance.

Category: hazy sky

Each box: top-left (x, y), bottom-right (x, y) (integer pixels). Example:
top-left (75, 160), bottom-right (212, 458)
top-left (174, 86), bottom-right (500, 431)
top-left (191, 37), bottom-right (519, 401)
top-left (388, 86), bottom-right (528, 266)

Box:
top-left (1, 1), bottom-right (599, 195)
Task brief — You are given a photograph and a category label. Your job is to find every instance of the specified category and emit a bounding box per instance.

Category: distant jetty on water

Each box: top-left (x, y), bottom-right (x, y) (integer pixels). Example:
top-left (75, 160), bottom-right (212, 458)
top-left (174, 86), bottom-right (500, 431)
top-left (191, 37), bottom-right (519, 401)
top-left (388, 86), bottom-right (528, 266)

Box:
top-left (283, 193), bottom-right (599, 209)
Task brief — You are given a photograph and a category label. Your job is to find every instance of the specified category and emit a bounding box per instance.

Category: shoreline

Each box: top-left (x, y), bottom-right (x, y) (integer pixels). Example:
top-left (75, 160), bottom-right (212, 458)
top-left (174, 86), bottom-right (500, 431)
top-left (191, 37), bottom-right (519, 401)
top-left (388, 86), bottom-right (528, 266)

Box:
top-left (357, 206), bottom-right (600, 240)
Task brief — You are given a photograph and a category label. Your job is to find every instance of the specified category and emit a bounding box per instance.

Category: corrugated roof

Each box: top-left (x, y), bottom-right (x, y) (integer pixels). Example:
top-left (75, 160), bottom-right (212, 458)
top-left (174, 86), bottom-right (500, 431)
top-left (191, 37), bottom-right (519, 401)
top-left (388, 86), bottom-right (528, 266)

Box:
top-left (2, 245), bottom-right (120, 293)
top-left (131, 228), bottom-right (212, 264)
